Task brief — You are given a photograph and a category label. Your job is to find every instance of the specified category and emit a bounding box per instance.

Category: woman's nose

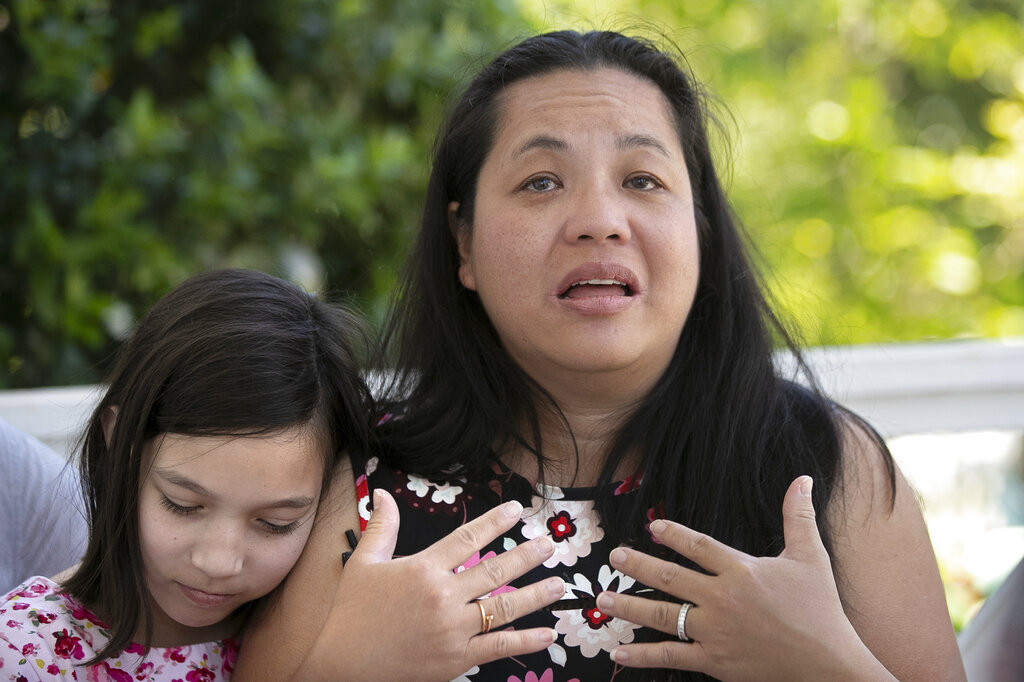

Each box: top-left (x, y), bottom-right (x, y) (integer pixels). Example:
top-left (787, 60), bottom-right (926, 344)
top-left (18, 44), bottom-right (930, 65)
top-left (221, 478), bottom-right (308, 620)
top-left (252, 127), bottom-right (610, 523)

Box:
top-left (562, 182), bottom-right (632, 244)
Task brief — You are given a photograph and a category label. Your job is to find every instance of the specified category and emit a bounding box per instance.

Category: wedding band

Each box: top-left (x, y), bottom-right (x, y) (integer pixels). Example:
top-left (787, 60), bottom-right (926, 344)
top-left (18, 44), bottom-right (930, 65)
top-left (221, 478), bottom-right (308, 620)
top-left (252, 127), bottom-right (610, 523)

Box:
top-left (676, 601), bottom-right (694, 642)
top-left (477, 600), bottom-right (494, 634)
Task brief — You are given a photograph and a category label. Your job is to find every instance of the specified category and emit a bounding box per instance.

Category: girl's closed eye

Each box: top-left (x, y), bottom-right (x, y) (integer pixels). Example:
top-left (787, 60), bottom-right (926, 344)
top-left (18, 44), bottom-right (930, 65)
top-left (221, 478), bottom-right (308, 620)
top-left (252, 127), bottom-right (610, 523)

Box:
top-left (160, 495), bottom-right (199, 516)
top-left (260, 518), bottom-right (301, 535)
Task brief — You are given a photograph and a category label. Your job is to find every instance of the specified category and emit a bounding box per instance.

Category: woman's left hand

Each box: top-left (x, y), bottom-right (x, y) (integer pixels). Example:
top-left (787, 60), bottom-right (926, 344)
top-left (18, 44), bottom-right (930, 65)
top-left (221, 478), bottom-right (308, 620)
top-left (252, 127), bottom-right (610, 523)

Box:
top-left (594, 476), bottom-right (894, 681)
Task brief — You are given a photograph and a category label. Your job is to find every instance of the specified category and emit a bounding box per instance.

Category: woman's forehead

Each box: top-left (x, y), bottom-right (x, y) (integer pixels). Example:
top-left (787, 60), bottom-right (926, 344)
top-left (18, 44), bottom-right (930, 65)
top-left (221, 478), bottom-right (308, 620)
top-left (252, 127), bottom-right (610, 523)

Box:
top-left (490, 67), bottom-right (678, 151)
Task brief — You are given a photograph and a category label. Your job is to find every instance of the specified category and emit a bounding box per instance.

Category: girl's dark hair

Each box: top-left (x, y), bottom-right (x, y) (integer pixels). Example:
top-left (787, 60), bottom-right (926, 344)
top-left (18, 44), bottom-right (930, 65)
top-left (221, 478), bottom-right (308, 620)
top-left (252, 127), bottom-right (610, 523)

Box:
top-left (376, 30), bottom-right (895, 679)
top-left (63, 268), bottom-right (374, 662)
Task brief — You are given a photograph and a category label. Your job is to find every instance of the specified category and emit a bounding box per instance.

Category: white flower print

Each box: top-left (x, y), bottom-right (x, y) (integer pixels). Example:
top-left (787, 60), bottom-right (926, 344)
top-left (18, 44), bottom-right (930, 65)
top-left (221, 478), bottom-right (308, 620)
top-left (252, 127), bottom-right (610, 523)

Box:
top-left (521, 489), bottom-right (604, 568)
top-left (405, 473), bottom-right (465, 505)
top-left (553, 565), bottom-right (640, 658)
top-left (430, 481), bottom-right (464, 504)
top-left (406, 474), bottom-right (432, 498)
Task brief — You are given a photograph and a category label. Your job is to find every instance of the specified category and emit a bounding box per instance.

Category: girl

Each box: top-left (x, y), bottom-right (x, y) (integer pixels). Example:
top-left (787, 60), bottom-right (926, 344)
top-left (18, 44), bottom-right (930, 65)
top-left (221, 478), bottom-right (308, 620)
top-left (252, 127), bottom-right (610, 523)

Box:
top-left (0, 269), bottom-right (374, 680)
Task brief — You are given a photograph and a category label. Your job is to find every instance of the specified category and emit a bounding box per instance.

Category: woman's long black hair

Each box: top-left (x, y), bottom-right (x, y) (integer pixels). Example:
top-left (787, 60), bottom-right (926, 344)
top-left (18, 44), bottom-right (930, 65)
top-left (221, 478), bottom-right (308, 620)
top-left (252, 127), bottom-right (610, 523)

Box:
top-left (63, 268), bottom-right (374, 662)
top-left (375, 30), bottom-right (895, 679)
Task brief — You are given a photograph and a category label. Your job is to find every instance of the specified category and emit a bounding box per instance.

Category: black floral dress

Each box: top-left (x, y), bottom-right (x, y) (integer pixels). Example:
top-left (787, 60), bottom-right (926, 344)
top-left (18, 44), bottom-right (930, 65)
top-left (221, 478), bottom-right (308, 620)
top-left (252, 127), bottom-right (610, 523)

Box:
top-left (351, 453), bottom-right (662, 682)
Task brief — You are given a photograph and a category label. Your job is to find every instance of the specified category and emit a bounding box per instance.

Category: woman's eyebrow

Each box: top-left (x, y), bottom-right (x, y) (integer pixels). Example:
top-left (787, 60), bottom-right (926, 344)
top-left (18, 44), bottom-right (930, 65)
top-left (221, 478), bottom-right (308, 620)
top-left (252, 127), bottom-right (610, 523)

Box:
top-left (617, 134), bottom-right (671, 157)
top-left (515, 135), bottom-right (569, 157)
top-left (154, 470), bottom-right (315, 509)
top-left (513, 133), bottom-right (671, 158)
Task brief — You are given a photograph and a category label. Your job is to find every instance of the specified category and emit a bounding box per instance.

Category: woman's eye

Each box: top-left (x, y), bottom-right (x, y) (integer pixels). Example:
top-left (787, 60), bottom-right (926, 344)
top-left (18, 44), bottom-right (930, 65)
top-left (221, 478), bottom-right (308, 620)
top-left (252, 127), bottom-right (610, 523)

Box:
top-left (160, 495), bottom-right (199, 516)
top-left (522, 175), bottom-right (559, 192)
top-left (625, 174), bottom-right (662, 190)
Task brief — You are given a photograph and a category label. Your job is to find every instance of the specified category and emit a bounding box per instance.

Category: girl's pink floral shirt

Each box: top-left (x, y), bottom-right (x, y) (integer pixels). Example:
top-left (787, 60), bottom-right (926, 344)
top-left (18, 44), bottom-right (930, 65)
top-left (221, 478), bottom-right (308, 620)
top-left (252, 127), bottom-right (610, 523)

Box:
top-left (0, 577), bottom-right (236, 681)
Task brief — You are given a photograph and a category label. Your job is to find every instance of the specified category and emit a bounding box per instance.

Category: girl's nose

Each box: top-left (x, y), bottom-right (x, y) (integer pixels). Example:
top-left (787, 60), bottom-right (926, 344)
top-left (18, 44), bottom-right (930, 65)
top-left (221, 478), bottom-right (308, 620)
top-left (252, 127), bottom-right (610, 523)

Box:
top-left (190, 526), bottom-right (245, 578)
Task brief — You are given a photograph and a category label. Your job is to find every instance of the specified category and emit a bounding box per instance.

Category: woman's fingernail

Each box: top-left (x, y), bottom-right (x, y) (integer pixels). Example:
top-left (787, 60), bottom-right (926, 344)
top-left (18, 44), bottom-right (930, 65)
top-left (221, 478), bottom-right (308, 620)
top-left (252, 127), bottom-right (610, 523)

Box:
top-left (504, 500), bottom-right (523, 518)
top-left (535, 536), bottom-right (555, 557)
top-left (649, 519), bottom-right (667, 534)
top-left (800, 476), bottom-right (813, 497)
top-left (547, 578), bottom-right (565, 597)
top-left (596, 592), bottom-right (614, 609)
top-left (373, 489), bottom-right (383, 508)
top-left (609, 547), bottom-right (627, 565)
top-left (541, 628), bottom-right (557, 643)
top-left (610, 648), bottom-right (628, 663)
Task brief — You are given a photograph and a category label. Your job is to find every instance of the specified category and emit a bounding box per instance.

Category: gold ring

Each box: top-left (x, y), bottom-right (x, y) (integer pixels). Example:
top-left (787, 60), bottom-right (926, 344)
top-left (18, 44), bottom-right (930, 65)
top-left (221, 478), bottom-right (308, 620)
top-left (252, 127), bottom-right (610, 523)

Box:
top-left (477, 599), bottom-right (494, 634)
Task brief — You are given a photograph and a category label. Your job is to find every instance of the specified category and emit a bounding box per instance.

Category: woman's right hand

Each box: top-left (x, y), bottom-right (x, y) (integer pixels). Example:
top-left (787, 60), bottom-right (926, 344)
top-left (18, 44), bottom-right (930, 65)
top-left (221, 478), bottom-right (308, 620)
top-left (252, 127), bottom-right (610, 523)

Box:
top-left (297, 489), bottom-right (564, 681)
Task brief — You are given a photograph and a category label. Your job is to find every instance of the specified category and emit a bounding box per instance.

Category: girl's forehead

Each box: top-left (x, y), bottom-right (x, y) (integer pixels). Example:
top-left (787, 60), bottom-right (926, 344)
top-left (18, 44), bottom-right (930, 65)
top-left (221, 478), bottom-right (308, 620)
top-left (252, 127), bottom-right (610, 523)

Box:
top-left (144, 430), bottom-right (323, 495)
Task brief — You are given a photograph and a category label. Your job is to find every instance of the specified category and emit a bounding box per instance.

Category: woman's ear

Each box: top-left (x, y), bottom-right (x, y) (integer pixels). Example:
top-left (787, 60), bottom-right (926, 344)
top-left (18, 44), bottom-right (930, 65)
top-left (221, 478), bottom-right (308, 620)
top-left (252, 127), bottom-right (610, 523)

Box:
top-left (100, 405), bottom-right (119, 447)
top-left (449, 201), bottom-right (477, 291)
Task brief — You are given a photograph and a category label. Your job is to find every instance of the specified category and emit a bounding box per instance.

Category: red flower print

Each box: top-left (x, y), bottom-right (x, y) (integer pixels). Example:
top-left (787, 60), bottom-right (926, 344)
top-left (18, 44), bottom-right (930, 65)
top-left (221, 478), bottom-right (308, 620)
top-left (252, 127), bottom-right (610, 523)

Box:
top-left (583, 602), bottom-right (613, 630)
top-left (614, 472), bottom-right (643, 495)
top-left (645, 503), bottom-right (666, 544)
top-left (52, 629), bottom-right (85, 660)
top-left (546, 510), bottom-right (577, 542)
top-left (21, 642), bottom-right (36, 656)
top-left (47, 664), bottom-right (60, 674)
top-left (6, 619), bottom-right (21, 628)
top-left (16, 675), bottom-right (30, 682)
top-left (134, 662), bottom-right (155, 680)
top-left (37, 611), bottom-right (57, 624)
top-left (87, 663), bottom-right (133, 682)
top-left (12, 602), bottom-right (29, 610)
top-left (221, 638), bottom-right (239, 674)
top-left (186, 669), bottom-right (216, 681)
top-left (168, 647), bottom-right (187, 663)
top-left (69, 601), bottom-right (108, 627)
top-left (126, 642), bottom-right (146, 654)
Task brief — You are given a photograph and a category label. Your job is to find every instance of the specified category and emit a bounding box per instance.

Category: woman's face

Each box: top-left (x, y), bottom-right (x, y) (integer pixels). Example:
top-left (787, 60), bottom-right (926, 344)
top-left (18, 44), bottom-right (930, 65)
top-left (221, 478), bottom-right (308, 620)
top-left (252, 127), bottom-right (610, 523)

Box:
top-left (136, 429), bottom-right (323, 643)
top-left (454, 67), bottom-right (700, 400)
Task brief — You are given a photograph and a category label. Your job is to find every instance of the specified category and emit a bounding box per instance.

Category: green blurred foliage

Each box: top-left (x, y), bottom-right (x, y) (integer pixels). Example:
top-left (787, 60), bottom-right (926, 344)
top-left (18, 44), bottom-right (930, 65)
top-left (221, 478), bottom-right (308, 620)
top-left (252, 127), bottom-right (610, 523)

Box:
top-left (2, 0), bottom-right (1023, 388)
top-left (529, 0), bottom-right (1024, 346)
top-left (0, 0), bottom-right (531, 387)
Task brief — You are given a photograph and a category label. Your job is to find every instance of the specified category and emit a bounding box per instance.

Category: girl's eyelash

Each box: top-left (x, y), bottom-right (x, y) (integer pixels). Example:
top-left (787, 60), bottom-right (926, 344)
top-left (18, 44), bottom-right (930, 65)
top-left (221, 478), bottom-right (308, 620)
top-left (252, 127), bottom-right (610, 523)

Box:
top-left (261, 520), bottom-right (300, 535)
top-left (160, 495), bottom-right (199, 516)
top-left (160, 494), bottom-right (301, 535)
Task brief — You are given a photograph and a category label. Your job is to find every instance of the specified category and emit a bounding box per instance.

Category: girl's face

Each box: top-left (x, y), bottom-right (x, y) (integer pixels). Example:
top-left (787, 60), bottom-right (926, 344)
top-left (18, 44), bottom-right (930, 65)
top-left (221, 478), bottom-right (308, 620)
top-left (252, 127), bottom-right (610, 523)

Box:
top-left (454, 67), bottom-right (700, 401)
top-left (136, 428), bottom-right (323, 643)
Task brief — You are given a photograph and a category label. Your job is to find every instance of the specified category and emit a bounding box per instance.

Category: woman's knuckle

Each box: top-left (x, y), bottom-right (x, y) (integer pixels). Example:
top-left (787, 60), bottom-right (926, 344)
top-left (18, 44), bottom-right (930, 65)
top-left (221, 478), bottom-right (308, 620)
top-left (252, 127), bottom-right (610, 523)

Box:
top-left (480, 556), bottom-right (508, 586)
top-left (656, 562), bottom-right (680, 588)
top-left (687, 532), bottom-right (711, 556)
top-left (452, 524), bottom-right (485, 550)
top-left (488, 595), bottom-right (515, 624)
top-left (654, 600), bottom-right (677, 629)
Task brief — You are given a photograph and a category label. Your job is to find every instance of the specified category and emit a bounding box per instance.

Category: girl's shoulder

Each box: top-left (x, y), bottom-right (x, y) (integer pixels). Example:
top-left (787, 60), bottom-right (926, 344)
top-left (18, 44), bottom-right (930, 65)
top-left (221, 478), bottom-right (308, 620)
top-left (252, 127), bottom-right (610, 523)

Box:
top-left (0, 577), bottom-right (238, 681)
top-left (1, 576), bottom-right (107, 678)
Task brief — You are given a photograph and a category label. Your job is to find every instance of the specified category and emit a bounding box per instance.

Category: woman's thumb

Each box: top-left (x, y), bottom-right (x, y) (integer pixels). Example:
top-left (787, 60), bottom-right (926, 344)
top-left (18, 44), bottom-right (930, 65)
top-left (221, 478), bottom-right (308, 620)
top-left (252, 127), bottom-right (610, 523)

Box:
top-left (348, 489), bottom-right (400, 565)
top-left (781, 476), bottom-right (827, 561)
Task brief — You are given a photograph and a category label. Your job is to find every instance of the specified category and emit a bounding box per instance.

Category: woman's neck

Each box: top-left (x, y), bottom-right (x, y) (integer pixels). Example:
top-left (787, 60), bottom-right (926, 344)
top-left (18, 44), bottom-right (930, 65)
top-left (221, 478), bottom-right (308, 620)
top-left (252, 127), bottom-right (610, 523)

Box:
top-left (502, 392), bottom-right (641, 489)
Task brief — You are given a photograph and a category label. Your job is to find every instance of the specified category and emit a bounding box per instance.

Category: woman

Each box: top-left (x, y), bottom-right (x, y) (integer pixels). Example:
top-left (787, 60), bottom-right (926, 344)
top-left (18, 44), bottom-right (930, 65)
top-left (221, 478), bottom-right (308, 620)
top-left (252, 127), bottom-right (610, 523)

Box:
top-left (234, 31), bottom-right (964, 681)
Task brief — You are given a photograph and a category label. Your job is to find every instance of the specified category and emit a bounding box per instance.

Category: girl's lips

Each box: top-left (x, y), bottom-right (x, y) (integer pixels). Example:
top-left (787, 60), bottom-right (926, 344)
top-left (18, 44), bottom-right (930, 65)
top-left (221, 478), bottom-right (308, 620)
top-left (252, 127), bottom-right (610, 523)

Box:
top-left (177, 583), bottom-right (236, 609)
